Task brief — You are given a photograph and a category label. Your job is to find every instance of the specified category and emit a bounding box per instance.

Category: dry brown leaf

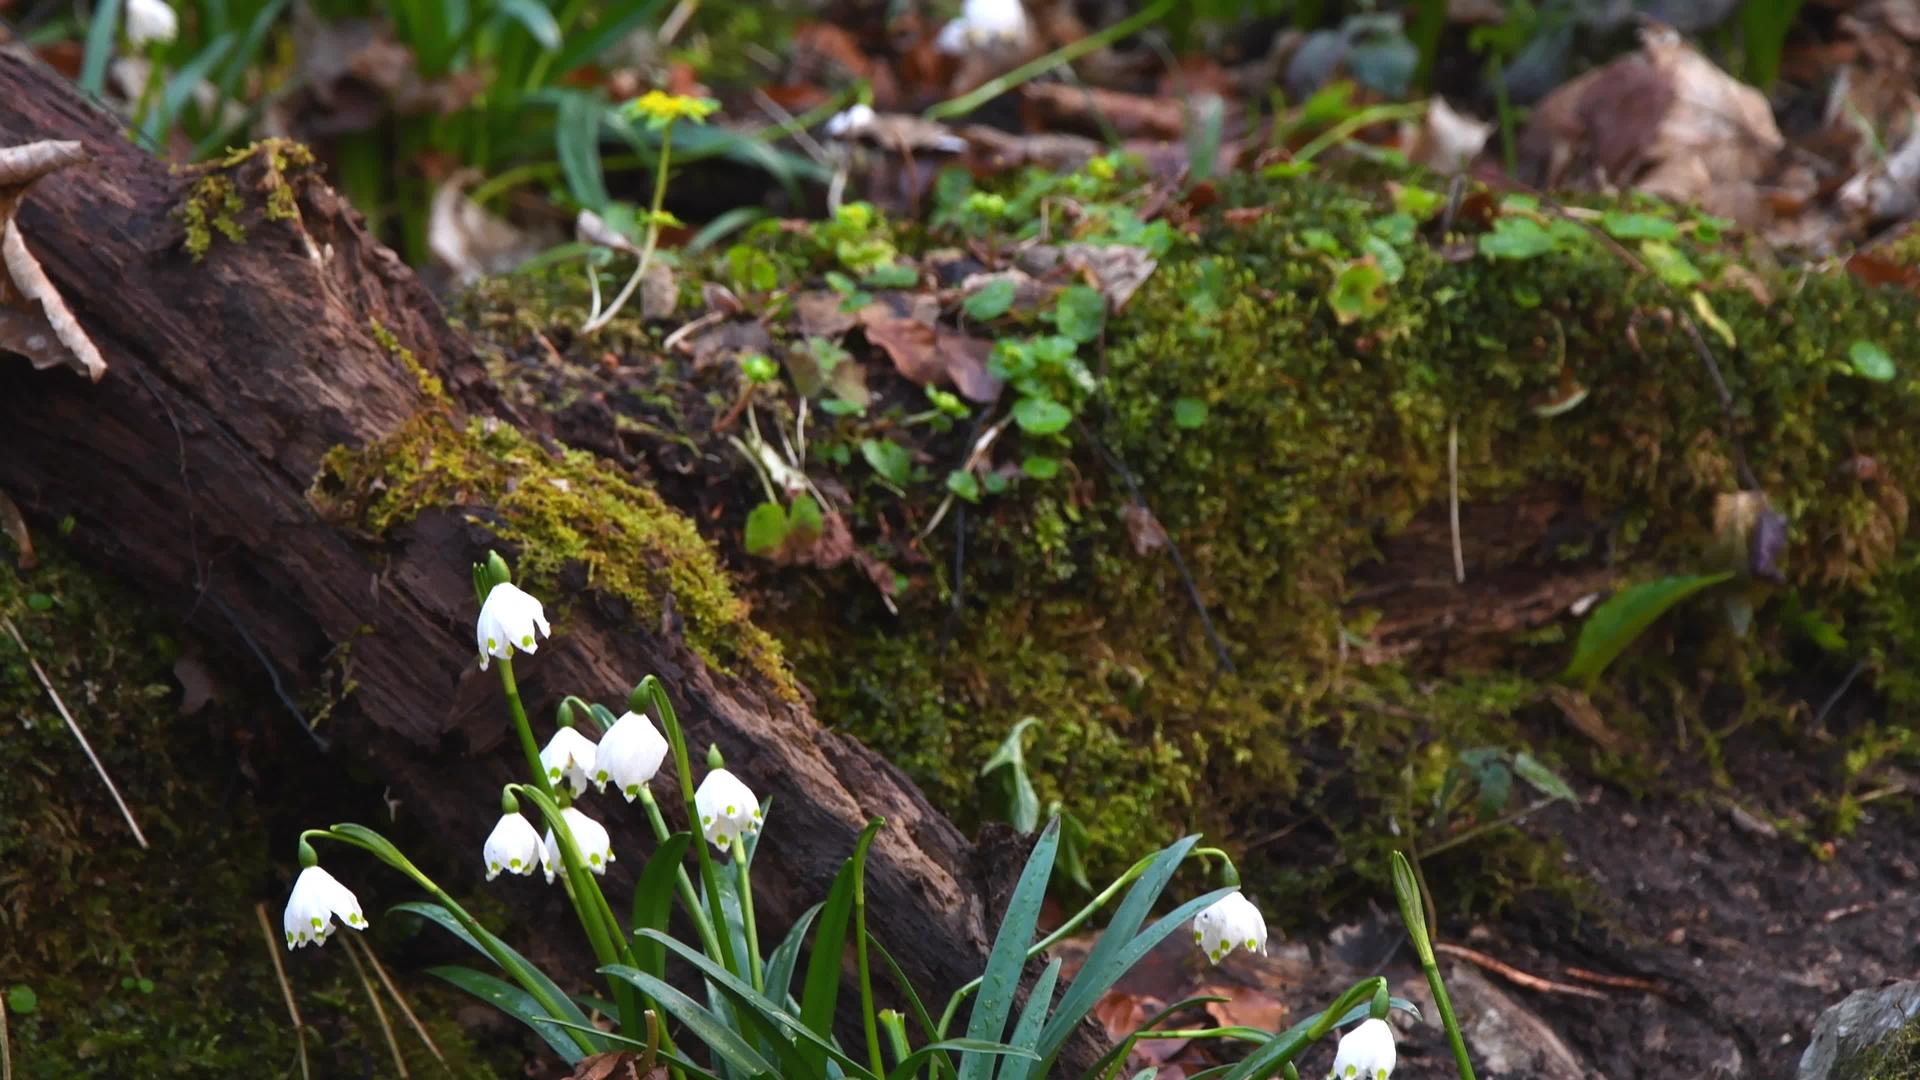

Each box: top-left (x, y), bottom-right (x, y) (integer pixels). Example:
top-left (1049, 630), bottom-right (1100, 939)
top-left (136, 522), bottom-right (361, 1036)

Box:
top-left (1016, 243), bottom-right (1158, 312)
top-left (0, 488), bottom-right (33, 569)
top-left (1408, 96), bottom-right (1492, 174)
top-left (576, 208), bottom-right (640, 256)
top-left (427, 171), bottom-right (535, 283)
top-left (1201, 984), bottom-right (1289, 1031)
top-left (794, 290), bottom-right (861, 339)
top-left (1519, 26), bottom-right (1783, 226)
top-left (858, 300), bottom-right (1003, 403)
top-left (1124, 503), bottom-right (1169, 556)
top-left (0, 139), bottom-right (105, 381)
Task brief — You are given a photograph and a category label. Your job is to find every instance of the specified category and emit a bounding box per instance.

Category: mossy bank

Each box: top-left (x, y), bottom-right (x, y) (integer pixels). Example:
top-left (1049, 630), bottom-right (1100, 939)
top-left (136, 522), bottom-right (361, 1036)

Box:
top-left (0, 546), bottom-right (507, 1076)
top-left (464, 159), bottom-right (1920, 916)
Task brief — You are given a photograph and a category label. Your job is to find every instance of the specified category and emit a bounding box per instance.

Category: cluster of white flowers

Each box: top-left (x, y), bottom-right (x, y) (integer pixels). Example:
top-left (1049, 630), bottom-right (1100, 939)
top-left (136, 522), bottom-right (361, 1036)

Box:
top-left (288, 579), bottom-right (765, 948)
top-left (1188, 892), bottom-right (1398, 1077)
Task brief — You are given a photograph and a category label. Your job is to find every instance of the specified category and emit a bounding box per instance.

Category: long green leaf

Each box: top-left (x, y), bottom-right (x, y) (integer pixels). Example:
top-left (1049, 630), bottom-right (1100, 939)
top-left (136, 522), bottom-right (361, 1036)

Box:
top-left (765, 901), bottom-right (824, 1010)
top-left (539, 1016), bottom-right (729, 1080)
top-left (800, 818), bottom-right (885, 1070)
top-left (598, 964), bottom-right (782, 1079)
top-left (867, 932), bottom-right (943, 1044)
top-left (555, 91), bottom-right (610, 210)
top-left (1086, 995), bottom-right (1237, 1078)
top-left (632, 832), bottom-right (692, 978)
top-left (995, 957), bottom-right (1060, 1080)
top-left (141, 34), bottom-right (235, 146)
top-left (79, 0), bottom-right (125, 95)
top-left (427, 965), bottom-right (584, 1062)
top-left (1562, 572), bottom-right (1733, 688)
top-left (550, 0), bottom-right (667, 77)
top-left (624, 934), bottom-right (874, 1079)
top-left (1020, 838), bottom-right (1204, 1074)
top-left (390, 900), bottom-right (592, 1039)
top-left (492, 0), bottom-right (561, 48)
top-left (958, 818), bottom-right (1061, 1080)
top-left (889, 1040), bottom-right (1037, 1080)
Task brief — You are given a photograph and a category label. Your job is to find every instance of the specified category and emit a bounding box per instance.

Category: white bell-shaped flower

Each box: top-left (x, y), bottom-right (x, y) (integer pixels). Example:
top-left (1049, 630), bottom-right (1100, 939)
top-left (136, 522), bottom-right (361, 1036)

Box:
top-left (482, 811), bottom-right (546, 880)
top-left (283, 864), bottom-right (367, 949)
top-left (126, 0), bottom-right (178, 47)
top-left (540, 726), bottom-right (597, 797)
top-left (475, 582), bottom-right (550, 670)
top-left (593, 711), bottom-right (670, 800)
top-left (1192, 890), bottom-right (1269, 964)
top-left (934, 0), bottom-right (1032, 54)
top-left (543, 805), bottom-right (614, 882)
top-left (1328, 1018), bottom-right (1396, 1080)
top-left (694, 768), bottom-right (761, 850)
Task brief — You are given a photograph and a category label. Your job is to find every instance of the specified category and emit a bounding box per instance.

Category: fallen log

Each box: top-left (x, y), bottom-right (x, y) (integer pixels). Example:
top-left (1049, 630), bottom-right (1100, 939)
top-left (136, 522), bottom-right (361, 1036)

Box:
top-left (0, 45), bottom-right (1106, 1069)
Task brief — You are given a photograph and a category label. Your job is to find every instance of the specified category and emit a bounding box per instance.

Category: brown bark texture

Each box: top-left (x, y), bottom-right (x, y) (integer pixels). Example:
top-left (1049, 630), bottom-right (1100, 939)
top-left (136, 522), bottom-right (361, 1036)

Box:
top-left (0, 46), bottom-right (1106, 1068)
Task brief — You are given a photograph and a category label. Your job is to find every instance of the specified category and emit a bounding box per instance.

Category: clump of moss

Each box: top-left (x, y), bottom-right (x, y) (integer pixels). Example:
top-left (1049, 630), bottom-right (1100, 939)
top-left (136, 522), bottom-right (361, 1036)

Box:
top-left (177, 139), bottom-right (317, 260)
top-left (765, 167), bottom-right (1920, 912)
top-left (311, 406), bottom-right (793, 695)
top-left (0, 547), bottom-right (501, 1076)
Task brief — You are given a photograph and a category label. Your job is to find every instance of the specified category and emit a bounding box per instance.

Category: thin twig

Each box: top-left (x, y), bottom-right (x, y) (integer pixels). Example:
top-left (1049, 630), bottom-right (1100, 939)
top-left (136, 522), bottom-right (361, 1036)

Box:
top-left (207, 596), bottom-right (326, 751)
top-left (1080, 423), bottom-right (1236, 676)
top-left (1433, 943), bottom-right (1609, 999)
top-left (2, 615), bottom-right (147, 848)
top-left (1448, 417), bottom-right (1465, 584)
top-left (342, 933), bottom-right (408, 1078)
top-left (256, 902), bottom-right (310, 1080)
top-left (1676, 313), bottom-right (1761, 491)
top-left (1813, 658), bottom-right (1869, 730)
top-left (1563, 967), bottom-right (1672, 996)
top-left (360, 939), bottom-right (446, 1065)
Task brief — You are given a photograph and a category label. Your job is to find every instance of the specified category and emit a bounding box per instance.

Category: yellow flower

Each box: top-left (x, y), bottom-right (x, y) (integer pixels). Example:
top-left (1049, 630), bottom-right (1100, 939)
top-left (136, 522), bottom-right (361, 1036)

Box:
top-left (626, 91), bottom-right (719, 129)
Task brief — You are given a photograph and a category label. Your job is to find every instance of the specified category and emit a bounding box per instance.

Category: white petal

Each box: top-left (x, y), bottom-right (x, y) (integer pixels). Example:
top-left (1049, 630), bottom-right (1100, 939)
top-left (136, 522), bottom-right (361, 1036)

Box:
top-left (483, 812), bottom-right (544, 880)
top-left (1192, 890), bottom-right (1267, 964)
top-left (1329, 1018), bottom-right (1396, 1080)
top-left (476, 582), bottom-right (549, 668)
top-left (126, 0), bottom-right (178, 46)
top-left (593, 711), bottom-right (670, 799)
top-left (540, 726), bottom-right (598, 797)
top-left (694, 768), bottom-right (761, 851)
top-left (545, 806), bottom-right (615, 877)
top-left (283, 865), bottom-right (364, 949)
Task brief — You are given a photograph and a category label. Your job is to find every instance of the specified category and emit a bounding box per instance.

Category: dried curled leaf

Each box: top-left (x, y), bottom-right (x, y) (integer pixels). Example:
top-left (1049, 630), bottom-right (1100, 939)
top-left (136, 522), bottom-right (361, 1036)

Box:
top-left (0, 139), bottom-right (105, 381)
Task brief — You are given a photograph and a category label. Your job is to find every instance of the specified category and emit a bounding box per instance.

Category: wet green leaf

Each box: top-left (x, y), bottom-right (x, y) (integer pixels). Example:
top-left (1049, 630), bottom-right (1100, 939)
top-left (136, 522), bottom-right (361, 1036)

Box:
top-left (1563, 572), bottom-right (1734, 688)
top-left (1849, 340), bottom-right (1895, 382)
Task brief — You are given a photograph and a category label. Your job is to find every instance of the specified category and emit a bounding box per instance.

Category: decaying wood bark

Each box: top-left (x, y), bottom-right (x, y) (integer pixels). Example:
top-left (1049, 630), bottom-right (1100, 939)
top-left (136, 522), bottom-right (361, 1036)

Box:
top-left (0, 47), bottom-right (1108, 1069)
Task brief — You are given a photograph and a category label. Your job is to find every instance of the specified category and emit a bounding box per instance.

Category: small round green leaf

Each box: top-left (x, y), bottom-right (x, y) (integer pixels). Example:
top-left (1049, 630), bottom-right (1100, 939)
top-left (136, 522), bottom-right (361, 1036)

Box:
top-left (1849, 340), bottom-right (1895, 382)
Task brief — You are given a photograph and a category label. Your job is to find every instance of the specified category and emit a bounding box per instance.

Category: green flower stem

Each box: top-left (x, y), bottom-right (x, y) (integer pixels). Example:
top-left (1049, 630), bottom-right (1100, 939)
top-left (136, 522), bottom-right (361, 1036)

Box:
top-left (924, 0), bottom-right (1172, 121)
top-left (730, 837), bottom-right (766, 992)
top-left (304, 828), bottom-right (598, 1057)
top-left (644, 676), bottom-right (741, 979)
top-left (1130, 1028), bottom-right (1273, 1042)
top-left (855, 849), bottom-right (883, 1078)
top-left (935, 845), bottom-right (1236, 1038)
top-left (495, 657), bottom-right (556, 802)
top-left (637, 786), bottom-right (725, 960)
top-left (878, 1011), bottom-right (911, 1072)
top-left (582, 122), bottom-right (674, 335)
top-left (515, 786), bottom-right (641, 1035)
top-left (1392, 851), bottom-right (1476, 1080)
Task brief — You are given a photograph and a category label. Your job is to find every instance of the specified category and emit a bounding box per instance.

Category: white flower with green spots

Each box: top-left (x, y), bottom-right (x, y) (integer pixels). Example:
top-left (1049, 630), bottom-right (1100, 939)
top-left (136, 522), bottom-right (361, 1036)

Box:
top-left (283, 864), bottom-right (366, 949)
top-left (543, 806), bottom-right (614, 882)
top-left (593, 711), bottom-right (670, 800)
top-left (482, 811), bottom-right (546, 880)
top-left (1192, 890), bottom-right (1268, 964)
top-left (694, 768), bottom-right (761, 851)
top-left (539, 726), bottom-right (597, 797)
top-left (1328, 1018), bottom-right (1396, 1080)
top-left (475, 582), bottom-right (549, 670)
top-left (126, 0), bottom-right (178, 46)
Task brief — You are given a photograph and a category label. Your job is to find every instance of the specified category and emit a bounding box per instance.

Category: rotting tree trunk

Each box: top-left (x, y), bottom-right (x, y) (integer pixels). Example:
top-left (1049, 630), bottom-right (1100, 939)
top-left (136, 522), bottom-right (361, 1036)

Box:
top-left (0, 47), bottom-right (1107, 1070)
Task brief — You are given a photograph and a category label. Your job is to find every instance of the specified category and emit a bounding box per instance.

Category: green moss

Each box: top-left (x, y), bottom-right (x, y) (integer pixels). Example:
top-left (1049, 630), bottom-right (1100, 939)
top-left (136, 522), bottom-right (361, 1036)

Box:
top-left (0, 548), bottom-right (501, 1077)
top-left (369, 317), bottom-right (448, 404)
top-left (176, 139), bottom-right (316, 261)
top-left (768, 170), bottom-right (1920, 913)
top-left (311, 406), bottom-right (793, 695)
top-left (1847, 1012), bottom-right (1920, 1080)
